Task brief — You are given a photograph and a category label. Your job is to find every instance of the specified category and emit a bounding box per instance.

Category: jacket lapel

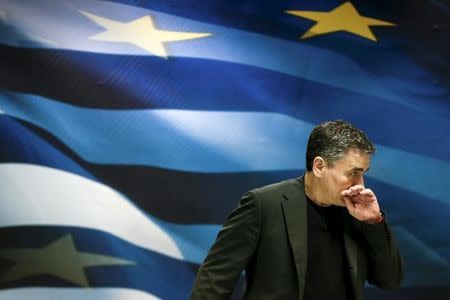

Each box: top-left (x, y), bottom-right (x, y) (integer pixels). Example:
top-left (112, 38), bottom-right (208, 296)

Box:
top-left (281, 178), bottom-right (307, 300)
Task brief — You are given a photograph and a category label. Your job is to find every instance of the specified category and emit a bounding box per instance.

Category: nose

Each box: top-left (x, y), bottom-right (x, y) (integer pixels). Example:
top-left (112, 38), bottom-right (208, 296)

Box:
top-left (353, 174), bottom-right (364, 186)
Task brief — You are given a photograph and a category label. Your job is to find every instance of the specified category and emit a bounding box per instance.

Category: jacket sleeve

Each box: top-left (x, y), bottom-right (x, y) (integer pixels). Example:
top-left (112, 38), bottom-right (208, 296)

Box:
top-left (356, 213), bottom-right (405, 289)
top-left (190, 191), bottom-right (261, 300)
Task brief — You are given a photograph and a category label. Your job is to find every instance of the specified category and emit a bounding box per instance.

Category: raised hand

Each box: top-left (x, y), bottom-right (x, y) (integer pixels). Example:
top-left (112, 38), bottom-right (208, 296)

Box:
top-left (341, 185), bottom-right (383, 224)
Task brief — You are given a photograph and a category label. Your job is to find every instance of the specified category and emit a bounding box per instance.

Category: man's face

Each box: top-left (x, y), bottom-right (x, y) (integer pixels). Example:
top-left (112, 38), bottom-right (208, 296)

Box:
top-left (320, 149), bottom-right (371, 207)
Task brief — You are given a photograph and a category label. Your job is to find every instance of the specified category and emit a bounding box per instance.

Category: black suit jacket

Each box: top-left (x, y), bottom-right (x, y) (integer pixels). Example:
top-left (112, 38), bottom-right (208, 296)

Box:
top-left (191, 178), bottom-right (404, 300)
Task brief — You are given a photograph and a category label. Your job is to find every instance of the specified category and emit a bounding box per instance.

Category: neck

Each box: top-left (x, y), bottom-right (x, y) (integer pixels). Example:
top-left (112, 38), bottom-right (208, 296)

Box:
top-left (304, 171), bottom-right (331, 207)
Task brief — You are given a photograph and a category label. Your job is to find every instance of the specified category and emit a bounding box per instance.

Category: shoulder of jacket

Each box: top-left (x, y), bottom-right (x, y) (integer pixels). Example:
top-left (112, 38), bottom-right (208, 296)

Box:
top-left (250, 177), bottom-right (302, 200)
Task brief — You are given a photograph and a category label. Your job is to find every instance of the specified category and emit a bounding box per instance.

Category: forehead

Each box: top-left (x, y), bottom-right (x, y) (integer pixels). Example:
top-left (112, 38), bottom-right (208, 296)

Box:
top-left (334, 149), bottom-right (371, 170)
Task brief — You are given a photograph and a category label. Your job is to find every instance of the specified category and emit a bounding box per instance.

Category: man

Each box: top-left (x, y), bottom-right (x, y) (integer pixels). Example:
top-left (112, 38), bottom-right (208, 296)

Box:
top-left (191, 120), bottom-right (404, 300)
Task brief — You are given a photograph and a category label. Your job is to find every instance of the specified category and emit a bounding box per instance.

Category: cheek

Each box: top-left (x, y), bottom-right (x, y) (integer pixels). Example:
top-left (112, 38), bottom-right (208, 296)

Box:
top-left (327, 173), bottom-right (350, 191)
top-left (337, 175), bottom-right (352, 190)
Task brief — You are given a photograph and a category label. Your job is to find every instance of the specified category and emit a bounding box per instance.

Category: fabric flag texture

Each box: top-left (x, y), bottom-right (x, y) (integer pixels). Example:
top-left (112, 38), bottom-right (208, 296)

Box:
top-left (0, 0), bottom-right (449, 299)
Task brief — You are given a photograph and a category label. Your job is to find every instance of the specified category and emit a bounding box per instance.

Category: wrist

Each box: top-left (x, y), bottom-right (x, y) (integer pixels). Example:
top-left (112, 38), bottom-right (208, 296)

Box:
top-left (365, 211), bottom-right (384, 224)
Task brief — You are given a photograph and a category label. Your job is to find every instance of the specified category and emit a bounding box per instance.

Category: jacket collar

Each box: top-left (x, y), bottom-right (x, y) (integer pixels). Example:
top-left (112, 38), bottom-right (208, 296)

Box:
top-left (281, 177), bottom-right (308, 300)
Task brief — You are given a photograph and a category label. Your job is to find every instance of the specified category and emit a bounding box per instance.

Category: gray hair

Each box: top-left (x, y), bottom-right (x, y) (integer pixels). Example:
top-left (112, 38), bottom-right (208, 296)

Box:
top-left (306, 120), bottom-right (375, 171)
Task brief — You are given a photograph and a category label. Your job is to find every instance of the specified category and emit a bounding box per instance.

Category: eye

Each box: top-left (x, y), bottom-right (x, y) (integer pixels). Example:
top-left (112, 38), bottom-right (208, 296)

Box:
top-left (349, 171), bottom-right (358, 177)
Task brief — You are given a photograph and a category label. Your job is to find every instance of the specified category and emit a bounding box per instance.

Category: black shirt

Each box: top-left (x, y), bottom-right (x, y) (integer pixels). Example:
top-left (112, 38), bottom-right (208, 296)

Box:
top-left (303, 197), bottom-right (353, 300)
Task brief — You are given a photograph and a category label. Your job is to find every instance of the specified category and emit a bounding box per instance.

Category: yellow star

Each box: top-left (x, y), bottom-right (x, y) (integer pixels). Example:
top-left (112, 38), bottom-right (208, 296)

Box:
top-left (80, 11), bottom-right (212, 58)
top-left (286, 2), bottom-right (395, 41)
top-left (0, 234), bottom-right (134, 287)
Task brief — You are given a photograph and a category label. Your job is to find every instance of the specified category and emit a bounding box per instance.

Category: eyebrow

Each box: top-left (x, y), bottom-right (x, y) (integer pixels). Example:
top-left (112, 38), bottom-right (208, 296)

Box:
top-left (350, 167), bottom-right (369, 173)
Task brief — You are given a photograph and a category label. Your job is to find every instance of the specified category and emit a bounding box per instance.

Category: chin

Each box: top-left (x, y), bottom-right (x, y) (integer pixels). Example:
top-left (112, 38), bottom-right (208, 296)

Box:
top-left (336, 199), bottom-right (346, 207)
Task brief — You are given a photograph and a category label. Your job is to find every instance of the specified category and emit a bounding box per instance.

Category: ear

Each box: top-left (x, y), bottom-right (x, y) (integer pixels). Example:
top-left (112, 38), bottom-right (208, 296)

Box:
top-left (312, 156), bottom-right (326, 177)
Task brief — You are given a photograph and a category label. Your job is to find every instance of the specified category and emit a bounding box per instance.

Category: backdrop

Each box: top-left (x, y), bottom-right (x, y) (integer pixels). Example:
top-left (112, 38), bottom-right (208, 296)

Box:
top-left (0, 0), bottom-right (449, 299)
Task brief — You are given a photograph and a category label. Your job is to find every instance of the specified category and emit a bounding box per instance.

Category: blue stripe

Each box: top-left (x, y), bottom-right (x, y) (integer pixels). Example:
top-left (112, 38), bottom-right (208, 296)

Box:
top-left (1, 91), bottom-right (449, 206)
top-left (0, 115), bottom-right (95, 180)
top-left (1, 47), bottom-right (448, 161)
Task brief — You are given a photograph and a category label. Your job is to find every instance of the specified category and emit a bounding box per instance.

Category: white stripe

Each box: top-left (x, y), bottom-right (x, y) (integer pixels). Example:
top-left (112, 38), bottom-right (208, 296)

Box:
top-left (0, 287), bottom-right (161, 300)
top-left (0, 163), bottom-right (219, 264)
